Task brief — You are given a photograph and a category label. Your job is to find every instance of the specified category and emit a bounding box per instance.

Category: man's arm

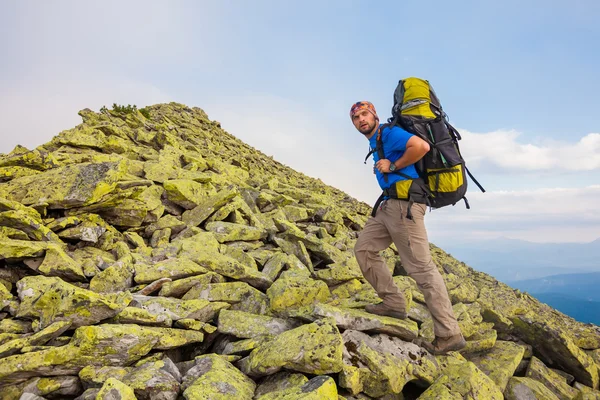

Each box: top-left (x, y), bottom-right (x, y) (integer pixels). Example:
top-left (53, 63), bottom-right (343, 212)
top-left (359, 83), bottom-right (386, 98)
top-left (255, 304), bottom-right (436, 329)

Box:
top-left (376, 135), bottom-right (429, 173)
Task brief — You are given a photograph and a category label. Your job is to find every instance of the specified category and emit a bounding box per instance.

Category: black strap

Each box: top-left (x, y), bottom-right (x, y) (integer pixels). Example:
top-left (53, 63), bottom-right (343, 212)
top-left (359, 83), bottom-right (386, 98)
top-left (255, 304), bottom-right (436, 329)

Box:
top-left (392, 171), bottom-right (414, 180)
top-left (463, 196), bottom-right (471, 209)
top-left (364, 147), bottom-right (378, 164)
top-left (465, 165), bottom-right (485, 193)
top-left (406, 198), bottom-right (414, 220)
top-left (374, 127), bottom-right (389, 182)
top-left (371, 192), bottom-right (385, 217)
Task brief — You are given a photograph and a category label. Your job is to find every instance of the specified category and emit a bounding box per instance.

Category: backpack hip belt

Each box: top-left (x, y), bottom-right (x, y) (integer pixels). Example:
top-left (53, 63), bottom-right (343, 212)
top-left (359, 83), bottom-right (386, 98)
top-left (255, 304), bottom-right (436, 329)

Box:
top-left (371, 178), bottom-right (429, 220)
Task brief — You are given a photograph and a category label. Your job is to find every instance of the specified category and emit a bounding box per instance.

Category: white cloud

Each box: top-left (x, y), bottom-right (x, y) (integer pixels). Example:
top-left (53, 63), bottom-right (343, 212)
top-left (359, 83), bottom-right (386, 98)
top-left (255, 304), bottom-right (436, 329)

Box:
top-left (0, 75), bottom-right (172, 153)
top-left (458, 129), bottom-right (600, 171)
top-left (426, 185), bottom-right (600, 244)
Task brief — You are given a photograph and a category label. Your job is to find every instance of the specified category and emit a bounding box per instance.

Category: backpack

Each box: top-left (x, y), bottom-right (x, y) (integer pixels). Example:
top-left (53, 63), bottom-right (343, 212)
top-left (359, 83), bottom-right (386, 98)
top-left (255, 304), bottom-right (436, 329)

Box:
top-left (367, 77), bottom-right (485, 216)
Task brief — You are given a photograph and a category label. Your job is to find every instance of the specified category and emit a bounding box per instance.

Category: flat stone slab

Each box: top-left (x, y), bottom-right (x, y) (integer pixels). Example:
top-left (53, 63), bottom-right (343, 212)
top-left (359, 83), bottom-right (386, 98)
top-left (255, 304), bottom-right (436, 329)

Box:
top-left (313, 303), bottom-right (418, 342)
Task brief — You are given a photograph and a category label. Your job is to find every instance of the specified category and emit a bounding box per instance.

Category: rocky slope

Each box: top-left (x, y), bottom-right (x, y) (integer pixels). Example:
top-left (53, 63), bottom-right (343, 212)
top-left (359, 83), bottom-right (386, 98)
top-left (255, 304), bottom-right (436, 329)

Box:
top-left (0, 103), bottom-right (598, 399)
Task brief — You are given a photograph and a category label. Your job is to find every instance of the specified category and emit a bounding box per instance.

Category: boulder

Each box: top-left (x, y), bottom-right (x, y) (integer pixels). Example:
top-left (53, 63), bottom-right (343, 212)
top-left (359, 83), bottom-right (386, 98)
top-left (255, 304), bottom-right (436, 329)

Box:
top-left (241, 318), bottom-right (344, 377)
top-left (504, 376), bottom-right (561, 400)
top-left (419, 361), bottom-right (503, 399)
top-left (181, 354), bottom-right (256, 399)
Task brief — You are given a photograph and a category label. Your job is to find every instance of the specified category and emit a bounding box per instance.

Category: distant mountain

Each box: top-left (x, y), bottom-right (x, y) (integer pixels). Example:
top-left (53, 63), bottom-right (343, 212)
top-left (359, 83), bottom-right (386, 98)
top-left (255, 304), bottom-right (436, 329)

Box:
top-left (436, 238), bottom-right (600, 282)
top-left (527, 292), bottom-right (600, 326)
top-left (507, 272), bottom-right (600, 302)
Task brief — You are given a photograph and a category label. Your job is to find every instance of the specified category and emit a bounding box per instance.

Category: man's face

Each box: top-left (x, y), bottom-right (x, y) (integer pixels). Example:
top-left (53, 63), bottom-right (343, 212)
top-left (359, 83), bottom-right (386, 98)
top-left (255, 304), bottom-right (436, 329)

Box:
top-left (352, 109), bottom-right (378, 135)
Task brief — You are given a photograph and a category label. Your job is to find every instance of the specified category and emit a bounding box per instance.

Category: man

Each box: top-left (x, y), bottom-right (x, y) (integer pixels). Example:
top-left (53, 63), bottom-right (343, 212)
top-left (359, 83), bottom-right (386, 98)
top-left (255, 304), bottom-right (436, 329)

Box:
top-left (350, 101), bottom-right (466, 355)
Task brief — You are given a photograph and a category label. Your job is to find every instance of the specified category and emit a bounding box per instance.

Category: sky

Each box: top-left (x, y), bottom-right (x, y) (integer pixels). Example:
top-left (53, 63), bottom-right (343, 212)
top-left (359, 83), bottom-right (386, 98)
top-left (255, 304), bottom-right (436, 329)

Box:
top-left (1, 0), bottom-right (599, 246)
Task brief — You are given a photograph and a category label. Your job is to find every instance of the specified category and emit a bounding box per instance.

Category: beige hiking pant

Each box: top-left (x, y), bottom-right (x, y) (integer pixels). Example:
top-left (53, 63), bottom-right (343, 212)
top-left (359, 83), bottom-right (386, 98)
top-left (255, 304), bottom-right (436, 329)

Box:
top-left (354, 198), bottom-right (460, 338)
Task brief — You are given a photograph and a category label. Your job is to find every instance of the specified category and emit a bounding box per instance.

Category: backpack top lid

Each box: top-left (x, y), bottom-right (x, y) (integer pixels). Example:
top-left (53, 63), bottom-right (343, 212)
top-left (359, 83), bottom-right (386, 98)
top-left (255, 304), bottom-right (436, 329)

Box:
top-left (393, 77), bottom-right (439, 120)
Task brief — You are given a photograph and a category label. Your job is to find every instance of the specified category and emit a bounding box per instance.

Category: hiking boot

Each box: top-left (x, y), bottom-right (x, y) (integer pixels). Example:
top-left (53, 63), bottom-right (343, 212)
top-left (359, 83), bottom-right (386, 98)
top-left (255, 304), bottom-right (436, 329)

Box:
top-left (422, 333), bottom-right (466, 355)
top-left (364, 303), bottom-right (407, 320)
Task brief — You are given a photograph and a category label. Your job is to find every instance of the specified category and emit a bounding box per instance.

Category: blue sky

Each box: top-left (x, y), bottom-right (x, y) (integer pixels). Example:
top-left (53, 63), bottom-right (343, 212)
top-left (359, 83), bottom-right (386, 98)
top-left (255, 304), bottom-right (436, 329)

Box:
top-left (1, 1), bottom-right (598, 245)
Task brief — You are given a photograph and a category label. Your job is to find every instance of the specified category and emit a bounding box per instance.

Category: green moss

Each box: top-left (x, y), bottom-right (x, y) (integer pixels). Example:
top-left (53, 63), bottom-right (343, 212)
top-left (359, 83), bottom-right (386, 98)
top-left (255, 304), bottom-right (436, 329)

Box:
top-left (505, 377), bottom-right (561, 400)
top-left (257, 376), bottom-right (338, 399)
top-left (244, 318), bottom-right (343, 377)
top-left (96, 377), bottom-right (137, 399)
top-left (183, 354), bottom-right (256, 399)
top-left (466, 340), bottom-right (525, 391)
top-left (134, 257), bottom-right (209, 284)
top-left (218, 309), bottom-right (298, 339)
top-left (419, 361), bottom-right (503, 399)
top-left (267, 275), bottom-right (330, 316)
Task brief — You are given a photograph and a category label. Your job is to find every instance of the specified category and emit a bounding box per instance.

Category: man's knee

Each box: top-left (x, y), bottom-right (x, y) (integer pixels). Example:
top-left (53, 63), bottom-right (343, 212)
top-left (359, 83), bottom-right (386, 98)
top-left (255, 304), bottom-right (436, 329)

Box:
top-left (354, 234), bottom-right (369, 256)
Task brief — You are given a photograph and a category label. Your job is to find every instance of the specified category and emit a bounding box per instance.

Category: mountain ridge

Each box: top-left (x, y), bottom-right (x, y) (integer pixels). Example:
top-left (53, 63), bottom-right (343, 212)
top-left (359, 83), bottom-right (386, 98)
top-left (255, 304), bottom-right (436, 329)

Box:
top-left (0, 103), bottom-right (598, 398)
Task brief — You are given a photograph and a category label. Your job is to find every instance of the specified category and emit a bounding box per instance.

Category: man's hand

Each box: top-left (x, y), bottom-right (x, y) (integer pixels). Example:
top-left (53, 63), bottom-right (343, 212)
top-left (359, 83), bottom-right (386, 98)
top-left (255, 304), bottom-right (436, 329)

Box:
top-left (375, 159), bottom-right (393, 173)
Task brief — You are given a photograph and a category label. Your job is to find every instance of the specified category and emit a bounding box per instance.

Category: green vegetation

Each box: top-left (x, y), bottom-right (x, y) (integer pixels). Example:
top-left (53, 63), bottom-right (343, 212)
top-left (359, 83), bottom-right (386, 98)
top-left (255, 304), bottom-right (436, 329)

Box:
top-left (99, 104), bottom-right (151, 118)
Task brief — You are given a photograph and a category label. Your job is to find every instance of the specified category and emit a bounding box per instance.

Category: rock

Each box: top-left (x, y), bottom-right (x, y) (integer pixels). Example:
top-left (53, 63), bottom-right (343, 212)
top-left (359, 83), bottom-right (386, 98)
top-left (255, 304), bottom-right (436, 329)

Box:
top-left (96, 378), bottom-right (137, 400)
top-left (314, 303), bottom-right (418, 342)
top-left (16, 276), bottom-right (132, 330)
top-left (0, 238), bottom-right (48, 260)
top-left (0, 161), bottom-right (127, 208)
top-left (144, 214), bottom-right (187, 237)
top-left (419, 361), bottom-right (503, 399)
top-left (56, 219), bottom-right (107, 243)
top-left (462, 328), bottom-right (497, 353)
top-left (133, 257), bottom-right (209, 284)
top-left (0, 320), bottom-right (71, 358)
top-left (257, 375), bottom-right (339, 399)
top-left (0, 225), bottom-right (30, 240)
top-left (0, 208), bottom-right (59, 242)
top-left (206, 221), bottom-right (267, 243)
top-left (134, 277), bottom-right (172, 296)
top-left (420, 302), bottom-right (491, 342)
top-left (512, 312), bottom-right (600, 389)
top-left (329, 279), bottom-right (363, 300)
top-left (110, 306), bottom-right (173, 327)
top-left (221, 336), bottom-right (270, 356)
top-left (241, 318), bottom-right (344, 377)
top-left (266, 275), bottom-right (330, 316)
top-left (90, 257), bottom-right (135, 293)
top-left (254, 371), bottom-right (309, 398)
top-left (2, 375), bottom-right (81, 399)
top-left (220, 245), bottom-right (259, 270)
top-left (176, 319), bottom-right (216, 334)
top-left (504, 376), bottom-right (561, 400)
top-left (476, 283), bottom-right (525, 332)
top-left (313, 261), bottom-right (363, 286)
top-left (37, 245), bottom-right (87, 282)
top-left (163, 179), bottom-right (216, 209)
top-left (217, 309), bottom-right (300, 339)
top-left (573, 383), bottom-right (600, 399)
top-left (340, 330), bottom-right (438, 397)
top-left (466, 340), bottom-right (525, 391)
top-left (158, 273), bottom-right (225, 298)
top-left (260, 253), bottom-right (293, 281)
top-left (182, 354), bottom-right (256, 399)
top-left (129, 295), bottom-right (230, 322)
top-left (183, 281), bottom-right (269, 315)
top-left (0, 318), bottom-right (32, 334)
top-left (181, 187), bottom-right (239, 227)
top-left (122, 359), bottom-right (180, 400)
top-left (79, 365), bottom-right (132, 389)
top-left (189, 249), bottom-right (272, 290)
top-left (526, 356), bottom-right (581, 400)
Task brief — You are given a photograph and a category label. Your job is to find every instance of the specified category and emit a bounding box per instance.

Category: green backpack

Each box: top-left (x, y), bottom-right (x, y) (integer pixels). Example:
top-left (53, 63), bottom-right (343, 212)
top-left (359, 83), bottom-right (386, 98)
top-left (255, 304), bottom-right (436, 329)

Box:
top-left (374, 77), bottom-right (485, 212)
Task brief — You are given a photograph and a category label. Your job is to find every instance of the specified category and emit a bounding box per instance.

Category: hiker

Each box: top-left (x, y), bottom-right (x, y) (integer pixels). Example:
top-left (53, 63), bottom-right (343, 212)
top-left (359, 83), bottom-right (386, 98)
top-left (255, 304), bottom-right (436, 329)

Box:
top-left (350, 101), bottom-right (466, 355)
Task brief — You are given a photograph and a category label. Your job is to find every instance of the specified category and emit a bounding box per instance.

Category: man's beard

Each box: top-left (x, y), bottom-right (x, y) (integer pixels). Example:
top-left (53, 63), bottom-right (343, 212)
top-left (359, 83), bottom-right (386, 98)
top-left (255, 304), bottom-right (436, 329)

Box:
top-left (359, 122), bottom-right (377, 136)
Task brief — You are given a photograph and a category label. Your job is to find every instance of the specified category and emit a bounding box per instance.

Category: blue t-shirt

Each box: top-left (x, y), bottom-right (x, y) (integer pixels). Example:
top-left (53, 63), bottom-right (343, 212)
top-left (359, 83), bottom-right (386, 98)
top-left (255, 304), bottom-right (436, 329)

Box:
top-left (369, 124), bottom-right (419, 191)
